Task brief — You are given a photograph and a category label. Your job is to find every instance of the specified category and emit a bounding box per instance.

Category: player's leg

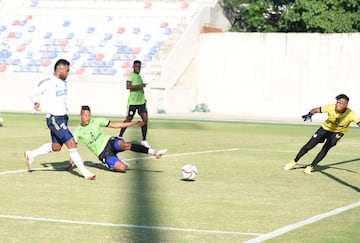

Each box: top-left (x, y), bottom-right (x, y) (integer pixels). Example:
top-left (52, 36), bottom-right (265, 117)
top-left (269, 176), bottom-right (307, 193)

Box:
top-left (284, 127), bottom-right (326, 171)
top-left (138, 104), bottom-right (150, 148)
top-left (116, 137), bottom-right (167, 159)
top-left (119, 105), bottom-right (136, 137)
top-left (305, 132), bottom-right (344, 174)
top-left (65, 137), bottom-right (95, 180)
top-left (24, 131), bottom-right (62, 171)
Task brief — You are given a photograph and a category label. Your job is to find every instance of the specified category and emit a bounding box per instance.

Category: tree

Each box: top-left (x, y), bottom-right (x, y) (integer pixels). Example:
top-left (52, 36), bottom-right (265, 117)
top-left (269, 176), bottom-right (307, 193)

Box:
top-left (220, 0), bottom-right (360, 32)
top-left (280, 0), bottom-right (360, 32)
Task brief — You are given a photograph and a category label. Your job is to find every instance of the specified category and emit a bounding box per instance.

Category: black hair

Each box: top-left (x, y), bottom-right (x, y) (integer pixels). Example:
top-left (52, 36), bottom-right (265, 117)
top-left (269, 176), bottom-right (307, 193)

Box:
top-left (133, 60), bottom-right (141, 66)
top-left (81, 105), bottom-right (91, 112)
top-left (335, 94), bottom-right (349, 101)
top-left (54, 59), bottom-right (70, 71)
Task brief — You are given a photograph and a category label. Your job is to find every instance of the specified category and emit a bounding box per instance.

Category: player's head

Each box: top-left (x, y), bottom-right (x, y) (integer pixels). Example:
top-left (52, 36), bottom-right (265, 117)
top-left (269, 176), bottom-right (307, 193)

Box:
top-left (80, 105), bottom-right (91, 125)
top-left (335, 94), bottom-right (349, 113)
top-left (133, 60), bottom-right (141, 74)
top-left (54, 59), bottom-right (70, 81)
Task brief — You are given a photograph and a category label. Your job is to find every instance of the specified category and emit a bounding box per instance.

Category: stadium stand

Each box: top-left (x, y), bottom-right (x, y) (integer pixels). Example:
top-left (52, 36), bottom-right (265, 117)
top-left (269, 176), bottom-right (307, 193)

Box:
top-left (0, 0), bottom-right (199, 77)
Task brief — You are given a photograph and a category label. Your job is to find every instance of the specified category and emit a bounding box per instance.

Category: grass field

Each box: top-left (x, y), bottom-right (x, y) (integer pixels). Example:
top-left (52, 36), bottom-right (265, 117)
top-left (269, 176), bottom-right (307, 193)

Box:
top-left (0, 112), bottom-right (359, 243)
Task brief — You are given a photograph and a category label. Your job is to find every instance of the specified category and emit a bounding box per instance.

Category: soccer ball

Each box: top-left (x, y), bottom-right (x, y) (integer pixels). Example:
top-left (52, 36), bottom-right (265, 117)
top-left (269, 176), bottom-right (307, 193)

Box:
top-left (181, 164), bottom-right (198, 180)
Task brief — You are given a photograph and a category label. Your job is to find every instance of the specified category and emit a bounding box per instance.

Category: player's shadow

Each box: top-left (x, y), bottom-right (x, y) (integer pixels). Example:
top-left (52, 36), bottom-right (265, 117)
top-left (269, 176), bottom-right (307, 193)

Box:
top-left (84, 160), bottom-right (165, 173)
top-left (294, 158), bottom-right (360, 192)
top-left (38, 161), bottom-right (83, 178)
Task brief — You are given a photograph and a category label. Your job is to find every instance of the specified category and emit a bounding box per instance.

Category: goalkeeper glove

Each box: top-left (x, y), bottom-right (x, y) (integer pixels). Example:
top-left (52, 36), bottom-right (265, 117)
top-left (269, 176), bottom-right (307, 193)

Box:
top-left (302, 112), bottom-right (312, 122)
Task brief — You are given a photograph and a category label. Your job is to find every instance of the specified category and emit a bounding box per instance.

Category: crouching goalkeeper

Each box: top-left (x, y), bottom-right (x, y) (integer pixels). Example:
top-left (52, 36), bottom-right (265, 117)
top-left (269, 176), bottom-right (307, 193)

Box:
top-left (284, 94), bottom-right (360, 174)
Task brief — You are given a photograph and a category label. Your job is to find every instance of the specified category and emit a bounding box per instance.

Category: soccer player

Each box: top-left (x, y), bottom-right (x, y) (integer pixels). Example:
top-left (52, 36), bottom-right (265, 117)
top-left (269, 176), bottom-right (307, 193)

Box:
top-left (70, 105), bottom-right (167, 172)
top-left (284, 94), bottom-right (360, 174)
top-left (24, 59), bottom-right (95, 180)
top-left (119, 60), bottom-right (151, 148)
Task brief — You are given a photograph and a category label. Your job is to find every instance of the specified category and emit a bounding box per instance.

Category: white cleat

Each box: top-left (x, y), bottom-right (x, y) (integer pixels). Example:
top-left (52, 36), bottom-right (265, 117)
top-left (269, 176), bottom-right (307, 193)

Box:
top-left (86, 174), bottom-right (96, 180)
top-left (24, 151), bottom-right (33, 171)
top-left (141, 140), bottom-right (151, 148)
top-left (155, 149), bottom-right (168, 159)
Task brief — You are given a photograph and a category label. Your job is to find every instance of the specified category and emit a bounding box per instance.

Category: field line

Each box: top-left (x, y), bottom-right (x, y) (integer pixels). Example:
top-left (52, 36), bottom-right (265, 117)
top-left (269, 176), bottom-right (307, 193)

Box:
top-left (1, 147), bottom-right (358, 176)
top-left (0, 214), bottom-right (261, 236)
top-left (244, 201), bottom-right (360, 242)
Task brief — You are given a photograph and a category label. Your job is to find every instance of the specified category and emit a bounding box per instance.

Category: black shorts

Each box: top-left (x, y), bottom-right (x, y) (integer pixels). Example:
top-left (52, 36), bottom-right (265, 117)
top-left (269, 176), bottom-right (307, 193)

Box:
top-left (127, 104), bottom-right (147, 117)
top-left (98, 137), bottom-right (124, 169)
top-left (311, 127), bottom-right (344, 146)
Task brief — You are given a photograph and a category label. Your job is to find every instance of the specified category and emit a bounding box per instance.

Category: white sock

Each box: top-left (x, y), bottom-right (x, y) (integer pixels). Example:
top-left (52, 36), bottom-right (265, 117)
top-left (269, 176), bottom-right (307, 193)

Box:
top-left (148, 148), bottom-right (155, 155)
top-left (68, 148), bottom-right (93, 178)
top-left (28, 143), bottom-right (53, 161)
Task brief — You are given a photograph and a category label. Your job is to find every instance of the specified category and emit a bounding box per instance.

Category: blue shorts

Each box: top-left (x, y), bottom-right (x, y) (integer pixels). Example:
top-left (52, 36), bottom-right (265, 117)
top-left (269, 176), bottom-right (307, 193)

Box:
top-left (46, 115), bottom-right (73, 145)
top-left (97, 137), bottom-right (124, 170)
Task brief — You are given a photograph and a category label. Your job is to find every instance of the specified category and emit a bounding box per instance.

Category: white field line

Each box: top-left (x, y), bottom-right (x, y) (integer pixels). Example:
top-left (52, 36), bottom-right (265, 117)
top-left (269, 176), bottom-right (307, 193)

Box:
top-left (0, 214), bottom-right (261, 236)
top-left (1, 147), bottom-right (359, 176)
top-left (245, 201), bottom-right (360, 243)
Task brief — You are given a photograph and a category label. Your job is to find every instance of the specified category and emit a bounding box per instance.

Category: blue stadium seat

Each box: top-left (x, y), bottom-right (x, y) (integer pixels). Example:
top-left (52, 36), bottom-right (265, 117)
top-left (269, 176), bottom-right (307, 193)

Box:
top-left (28, 26), bottom-right (36, 32)
top-left (132, 27), bottom-right (141, 34)
top-left (0, 25), bottom-right (7, 32)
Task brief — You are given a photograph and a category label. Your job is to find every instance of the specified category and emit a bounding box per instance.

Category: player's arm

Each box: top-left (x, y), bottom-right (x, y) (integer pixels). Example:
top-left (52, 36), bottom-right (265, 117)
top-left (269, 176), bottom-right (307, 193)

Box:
top-left (302, 107), bottom-right (321, 122)
top-left (30, 78), bottom-right (50, 111)
top-left (126, 81), bottom-right (146, 90)
top-left (108, 120), bottom-right (144, 128)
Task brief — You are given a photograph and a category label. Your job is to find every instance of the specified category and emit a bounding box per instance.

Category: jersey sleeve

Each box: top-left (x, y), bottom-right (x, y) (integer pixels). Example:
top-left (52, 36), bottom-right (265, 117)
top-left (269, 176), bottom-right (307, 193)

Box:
top-left (30, 78), bottom-right (50, 103)
top-left (97, 118), bottom-right (110, 127)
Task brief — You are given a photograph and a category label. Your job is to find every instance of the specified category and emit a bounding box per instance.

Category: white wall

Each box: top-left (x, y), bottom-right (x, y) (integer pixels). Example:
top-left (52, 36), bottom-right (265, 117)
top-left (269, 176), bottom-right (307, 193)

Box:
top-left (194, 33), bottom-right (360, 119)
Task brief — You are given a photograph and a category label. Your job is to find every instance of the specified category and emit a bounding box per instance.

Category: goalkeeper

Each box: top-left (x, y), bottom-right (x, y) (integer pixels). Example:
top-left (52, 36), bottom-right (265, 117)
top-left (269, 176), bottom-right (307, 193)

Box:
top-left (284, 94), bottom-right (360, 174)
top-left (68, 105), bottom-right (167, 173)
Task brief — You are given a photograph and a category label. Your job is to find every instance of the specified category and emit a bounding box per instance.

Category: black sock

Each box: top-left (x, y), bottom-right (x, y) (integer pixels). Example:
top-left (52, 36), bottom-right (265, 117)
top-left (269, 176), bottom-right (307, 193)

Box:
top-left (131, 144), bottom-right (148, 154)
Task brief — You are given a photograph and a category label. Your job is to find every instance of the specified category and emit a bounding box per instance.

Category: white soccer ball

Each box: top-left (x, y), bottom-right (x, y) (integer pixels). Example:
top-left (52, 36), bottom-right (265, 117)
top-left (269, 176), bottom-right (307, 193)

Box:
top-left (181, 164), bottom-right (198, 180)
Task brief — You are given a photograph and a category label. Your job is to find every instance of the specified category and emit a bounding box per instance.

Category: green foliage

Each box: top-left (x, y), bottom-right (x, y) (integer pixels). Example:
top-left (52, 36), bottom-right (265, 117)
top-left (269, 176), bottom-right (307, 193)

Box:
top-left (221, 0), bottom-right (360, 32)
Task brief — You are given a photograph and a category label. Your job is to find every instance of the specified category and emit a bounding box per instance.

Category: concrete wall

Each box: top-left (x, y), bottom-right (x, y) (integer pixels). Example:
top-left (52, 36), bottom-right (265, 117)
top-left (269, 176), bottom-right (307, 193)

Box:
top-left (193, 32), bottom-right (360, 120)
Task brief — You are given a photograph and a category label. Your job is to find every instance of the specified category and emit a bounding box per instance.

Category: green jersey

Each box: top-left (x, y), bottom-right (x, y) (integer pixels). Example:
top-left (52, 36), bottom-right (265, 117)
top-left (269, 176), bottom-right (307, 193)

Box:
top-left (73, 118), bottom-right (111, 156)
top-left (127, 72), bottom-right (145, 105)
top-left (321, 104), bottom-right (359, 133)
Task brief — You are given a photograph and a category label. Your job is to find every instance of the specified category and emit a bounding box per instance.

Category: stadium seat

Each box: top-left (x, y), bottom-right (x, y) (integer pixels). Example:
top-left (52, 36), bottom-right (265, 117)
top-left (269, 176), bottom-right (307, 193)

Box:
top-left (66, 32), bottom-right (74, 39)
top-left (44, 32), bottom-right (52, 39)
top-left (0, 25), bottom-right (7, 32)
top-left (144, 2), bottom-right (152, 8)
top-left (132, 27), bottom-right (141, 34)
top-left (0, 65), bottom-right (6, 72)
top-left (117, 27), bottom-right (125, 34)
top-left (12, 20), bottom-right (20, 26)
top-left (143, 34), bottom-right (151, 41)
top-left (63, 20), bottom-right (71, 27)
top-left (28, 26), bottom-right (36, 32)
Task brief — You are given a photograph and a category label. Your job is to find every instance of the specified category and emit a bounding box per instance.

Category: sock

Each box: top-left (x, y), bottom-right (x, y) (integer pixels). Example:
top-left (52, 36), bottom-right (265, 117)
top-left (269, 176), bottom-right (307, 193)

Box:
top-left (141, 124), bottom-right (147, 140)
top-left (29, 143), bottom-right (53, 161)
top-left (130, 143), bottom-right (148, 154)
top-left (119, 127), bottom-right (127, 137)
top-left (68, 148), bottom-right (93, 178)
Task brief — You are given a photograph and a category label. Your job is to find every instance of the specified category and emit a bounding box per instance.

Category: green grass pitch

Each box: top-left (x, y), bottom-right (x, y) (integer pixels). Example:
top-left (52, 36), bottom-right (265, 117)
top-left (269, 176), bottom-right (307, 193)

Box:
top-left (0, 112), bottom-right (359, 242)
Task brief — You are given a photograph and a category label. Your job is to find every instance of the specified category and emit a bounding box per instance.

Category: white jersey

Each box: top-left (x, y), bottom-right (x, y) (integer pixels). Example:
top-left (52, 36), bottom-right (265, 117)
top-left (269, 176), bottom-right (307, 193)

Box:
top-left (30, 76), bottom-right (68, 116)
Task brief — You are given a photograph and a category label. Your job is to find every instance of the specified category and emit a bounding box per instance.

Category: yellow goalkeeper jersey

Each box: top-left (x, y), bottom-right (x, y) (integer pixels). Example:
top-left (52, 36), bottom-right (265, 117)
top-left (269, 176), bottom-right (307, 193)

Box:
top-left (321, 104), bottom-right (359, 133)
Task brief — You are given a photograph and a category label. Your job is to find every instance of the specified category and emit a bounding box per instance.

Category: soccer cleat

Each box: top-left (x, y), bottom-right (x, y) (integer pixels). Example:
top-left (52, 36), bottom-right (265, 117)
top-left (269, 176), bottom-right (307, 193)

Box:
top-left (24, 151), bottom-right (33, 171)
top-left (155, 149), bottom-right (168, 159)
top-left (123, 160), bottom-right (130, 169)
top-left (284, 161), bottom-right (297, 171)
top-left (141, 140), bottom-right (151, 148)
top-left (303, 165), bottom-right (313, 175)
top-left (86, 174), bottom-right (96, 180)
